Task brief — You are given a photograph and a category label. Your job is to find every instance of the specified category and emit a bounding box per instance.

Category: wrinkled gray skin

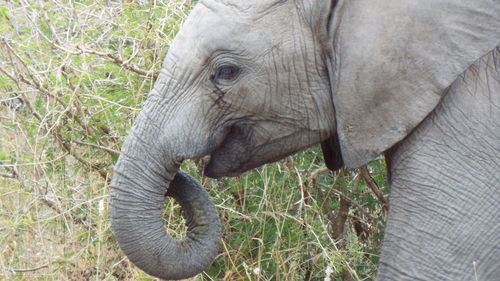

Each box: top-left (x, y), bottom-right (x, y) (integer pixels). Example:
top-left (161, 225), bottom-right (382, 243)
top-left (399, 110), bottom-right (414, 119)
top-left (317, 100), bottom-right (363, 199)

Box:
top-left (110, 0), bottom-right (500, 280)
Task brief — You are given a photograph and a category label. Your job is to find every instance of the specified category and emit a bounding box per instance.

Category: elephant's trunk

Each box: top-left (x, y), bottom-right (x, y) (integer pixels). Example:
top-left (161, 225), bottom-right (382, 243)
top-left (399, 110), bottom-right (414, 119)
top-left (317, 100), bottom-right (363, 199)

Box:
top-left (109, 95), bottom-right (221, 280)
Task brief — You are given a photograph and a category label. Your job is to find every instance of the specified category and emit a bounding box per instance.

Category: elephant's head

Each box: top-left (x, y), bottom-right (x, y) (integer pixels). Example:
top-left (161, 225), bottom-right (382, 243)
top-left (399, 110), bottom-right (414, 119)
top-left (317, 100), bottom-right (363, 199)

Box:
top-left (110, 0), bottom-right (500, 279)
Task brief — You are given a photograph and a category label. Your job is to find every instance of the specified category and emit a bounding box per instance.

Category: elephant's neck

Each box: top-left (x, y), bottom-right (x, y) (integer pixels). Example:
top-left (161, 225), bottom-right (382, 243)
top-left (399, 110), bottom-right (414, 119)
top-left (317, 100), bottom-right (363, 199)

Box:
top-left (378, 47), bottom-right (500, 281)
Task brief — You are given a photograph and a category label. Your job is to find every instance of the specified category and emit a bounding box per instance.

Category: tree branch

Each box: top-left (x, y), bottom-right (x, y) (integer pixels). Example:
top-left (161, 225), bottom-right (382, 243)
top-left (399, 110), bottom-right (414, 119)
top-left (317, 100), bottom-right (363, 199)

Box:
top-left (360, 166), bottom-right (388, 208)
top-left (4, 263), bottom-right (49, 273)
top-left (77, 46), bottom-right (158, 80)
top-left (72, 140), bottom-right (120, 156)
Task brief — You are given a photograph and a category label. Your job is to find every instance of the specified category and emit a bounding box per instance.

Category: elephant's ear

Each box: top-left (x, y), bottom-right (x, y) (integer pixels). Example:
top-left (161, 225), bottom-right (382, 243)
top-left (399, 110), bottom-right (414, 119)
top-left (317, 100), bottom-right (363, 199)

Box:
top-left (326, 0), bottom-right (500, 167)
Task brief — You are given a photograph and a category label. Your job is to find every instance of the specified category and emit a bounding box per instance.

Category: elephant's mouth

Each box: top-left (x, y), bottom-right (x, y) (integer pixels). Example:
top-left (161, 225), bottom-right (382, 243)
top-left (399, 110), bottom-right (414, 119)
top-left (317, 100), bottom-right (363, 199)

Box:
top-left (204, 122), bottom-right (313, 179)
top-left (204, 124), bottom-right (255, 178)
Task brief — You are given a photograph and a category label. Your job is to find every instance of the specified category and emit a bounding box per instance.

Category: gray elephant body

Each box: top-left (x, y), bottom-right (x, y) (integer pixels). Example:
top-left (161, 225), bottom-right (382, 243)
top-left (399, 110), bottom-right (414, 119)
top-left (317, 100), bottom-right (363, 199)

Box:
top-left (110, 0), bottom-right (500, 279)
top-left (381, 47), bottom-right (500, 280)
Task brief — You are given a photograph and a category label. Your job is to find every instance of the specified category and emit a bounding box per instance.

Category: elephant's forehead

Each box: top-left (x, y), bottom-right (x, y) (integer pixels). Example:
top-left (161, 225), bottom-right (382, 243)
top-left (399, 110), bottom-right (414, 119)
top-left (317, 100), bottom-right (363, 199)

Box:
top-left (200, 0), bottom-right (288, 15)
top-left (163, 3), bottom-right (254, 68)
top-left (164, 0), bottom-right (290, 69)
top-left (181, 4), bottom-right (250, 50)
top-left (176, 2), bottom-right (275, 53)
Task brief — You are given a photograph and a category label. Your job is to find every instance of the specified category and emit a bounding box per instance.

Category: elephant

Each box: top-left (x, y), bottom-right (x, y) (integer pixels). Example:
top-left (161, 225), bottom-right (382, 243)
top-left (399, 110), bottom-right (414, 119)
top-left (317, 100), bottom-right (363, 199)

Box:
top-left (109, 0), bottom-right (500, 280)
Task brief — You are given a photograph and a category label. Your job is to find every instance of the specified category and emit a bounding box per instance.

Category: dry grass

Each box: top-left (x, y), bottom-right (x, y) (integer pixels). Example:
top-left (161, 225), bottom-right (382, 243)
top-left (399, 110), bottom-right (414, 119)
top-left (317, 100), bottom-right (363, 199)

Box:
top-left (0, 1), bottom-right (388, 280)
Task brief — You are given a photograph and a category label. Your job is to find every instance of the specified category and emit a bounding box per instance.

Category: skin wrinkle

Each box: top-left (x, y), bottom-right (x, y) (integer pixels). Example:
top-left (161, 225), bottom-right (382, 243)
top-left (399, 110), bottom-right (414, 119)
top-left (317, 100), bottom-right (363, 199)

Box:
top-left (432, 138), bottom-right (492, 173)
top-left (383, 210), bottom-right (457, 280)
top-left (262, 56), bottom-right (273, 114)
top-left (271, 49), bottom-right (281, 113)
top-left (306, 23), bottom-right (333, 137)
top-left (397, 177), bottom-right (467, 220)
top-left (285, 55), bottom-right (296, 122)
top-left (207, 83), bottom-right (232, 116)
top-left (482, 48), bottom-right (499, 113)
top-left (155, 80), bottom-right (186, 127)
top-left (390, 180), bottom-right (456, 220)
top-left (430, 142), bottom-right (489, 177)
top-left (286, 70), bottom-right (296, 122)
top-left (292, 15), bottom-right (328, 131)
top-left (209, 105), bottom-right (231, 135)
top-left (378, 262), bottom-right (423, 281)
top-left (398, 146), bottom-right (488, 194)
top-left (292, 36), bottom-right (310, 127)
top-left (158, 64), bottom-right (179, 98)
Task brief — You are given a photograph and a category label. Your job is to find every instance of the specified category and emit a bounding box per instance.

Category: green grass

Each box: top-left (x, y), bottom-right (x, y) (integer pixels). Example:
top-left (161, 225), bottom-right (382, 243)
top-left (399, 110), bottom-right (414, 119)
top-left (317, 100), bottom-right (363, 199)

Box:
top-left (0, 1), bottom-right (388, 280)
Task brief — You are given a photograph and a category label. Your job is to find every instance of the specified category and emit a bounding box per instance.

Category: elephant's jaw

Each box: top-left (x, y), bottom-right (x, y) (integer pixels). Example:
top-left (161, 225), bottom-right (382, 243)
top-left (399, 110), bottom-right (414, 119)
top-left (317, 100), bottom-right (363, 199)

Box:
top-left (204, 122), bottom-right (326, 178)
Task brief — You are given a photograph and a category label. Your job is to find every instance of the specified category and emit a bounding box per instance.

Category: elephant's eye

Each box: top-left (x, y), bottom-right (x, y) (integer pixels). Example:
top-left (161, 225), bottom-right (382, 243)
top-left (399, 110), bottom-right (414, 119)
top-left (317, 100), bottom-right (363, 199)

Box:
top-left (213, 65), bottom-right (240, 81)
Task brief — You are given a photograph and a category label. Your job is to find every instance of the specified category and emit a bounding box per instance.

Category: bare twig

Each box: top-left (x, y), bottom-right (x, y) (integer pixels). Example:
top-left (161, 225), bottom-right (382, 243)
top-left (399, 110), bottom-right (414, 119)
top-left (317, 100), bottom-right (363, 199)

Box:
top-left (4, 263), bottom-right (50, 273)
top-left (52, 132), bottom-right (108, 179)
top-left (73, 140), bottom-right (120, 156)
top-left (359, 166), bottom-right (388, 209)
top-left (306, 166), bottom-right (329, 187)
top-left (41, 198), bottom-right (87, 226)
top-left (77, 46), bottom-right (158, 80)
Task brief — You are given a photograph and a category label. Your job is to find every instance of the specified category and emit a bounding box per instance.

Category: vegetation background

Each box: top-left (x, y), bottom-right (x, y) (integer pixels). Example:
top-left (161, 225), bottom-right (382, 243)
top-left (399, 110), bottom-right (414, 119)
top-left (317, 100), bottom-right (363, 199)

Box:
top-left (0, 1), bottom-right (389, 280)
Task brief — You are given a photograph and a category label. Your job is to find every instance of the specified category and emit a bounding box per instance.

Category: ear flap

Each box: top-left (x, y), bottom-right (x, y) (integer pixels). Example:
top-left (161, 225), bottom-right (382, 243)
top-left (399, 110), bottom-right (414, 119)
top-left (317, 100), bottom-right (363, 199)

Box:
top-left (327, 0), bottom-right (500, 167)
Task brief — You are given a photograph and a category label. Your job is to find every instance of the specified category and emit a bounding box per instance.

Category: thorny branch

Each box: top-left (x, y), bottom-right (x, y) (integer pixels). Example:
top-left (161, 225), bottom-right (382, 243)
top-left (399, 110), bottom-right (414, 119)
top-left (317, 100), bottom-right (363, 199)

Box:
top-left (0, 44), bottom-right (110, 179)
top-left (0, 166), bottom-right (89, 226)
top-left (16, 1), bottom-right (158, 81)
top-left (72, 140), bottom-right (121, 156)
top-left (0, 39), bottom-right (109, 136)
top-left (77, 46), bottom-right (158, 80)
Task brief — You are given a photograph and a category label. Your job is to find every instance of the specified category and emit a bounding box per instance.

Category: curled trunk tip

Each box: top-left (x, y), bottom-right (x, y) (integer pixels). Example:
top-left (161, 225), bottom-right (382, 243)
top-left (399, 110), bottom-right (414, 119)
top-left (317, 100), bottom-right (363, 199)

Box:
top-left (110, 170), bottom-right (221, 280)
